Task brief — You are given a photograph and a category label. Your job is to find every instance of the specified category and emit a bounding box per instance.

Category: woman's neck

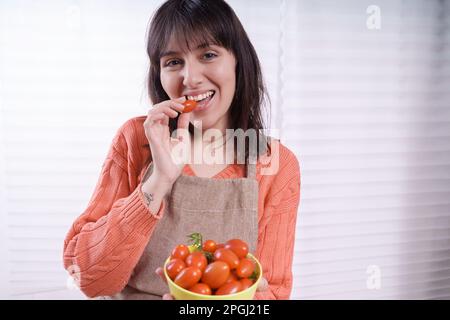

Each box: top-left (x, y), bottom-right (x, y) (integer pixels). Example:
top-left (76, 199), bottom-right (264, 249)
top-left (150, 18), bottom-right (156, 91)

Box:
top-left (190, 130), bottom-right (236, 166)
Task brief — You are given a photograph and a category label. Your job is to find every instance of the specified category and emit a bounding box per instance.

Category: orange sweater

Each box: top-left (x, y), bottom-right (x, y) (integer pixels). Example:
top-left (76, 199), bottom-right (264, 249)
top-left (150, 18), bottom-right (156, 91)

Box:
top-left (63, 116), bottom-right (301, 299)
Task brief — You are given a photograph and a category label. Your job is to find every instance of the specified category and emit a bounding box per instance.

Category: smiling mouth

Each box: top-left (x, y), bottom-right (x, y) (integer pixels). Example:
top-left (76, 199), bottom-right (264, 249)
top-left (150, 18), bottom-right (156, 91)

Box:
top-left (185, 90), bottom-right (216, 111)
top-left (185, 90), bottom-right (214, 102)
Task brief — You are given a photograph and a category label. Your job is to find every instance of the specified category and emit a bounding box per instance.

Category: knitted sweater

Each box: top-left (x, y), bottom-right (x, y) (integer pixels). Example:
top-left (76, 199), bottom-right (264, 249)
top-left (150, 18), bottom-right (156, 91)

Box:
top-left (63, 116), bottom-right (301, 299)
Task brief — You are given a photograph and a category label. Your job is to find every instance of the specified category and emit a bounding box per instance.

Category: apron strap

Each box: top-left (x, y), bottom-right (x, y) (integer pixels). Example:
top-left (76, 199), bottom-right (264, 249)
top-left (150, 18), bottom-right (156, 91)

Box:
top-left (245, 133), bottom-right (269, 179)
top-left (246, 149), bottom-right (258, 179)
top-left (246, 161), bottom-right (257, 179)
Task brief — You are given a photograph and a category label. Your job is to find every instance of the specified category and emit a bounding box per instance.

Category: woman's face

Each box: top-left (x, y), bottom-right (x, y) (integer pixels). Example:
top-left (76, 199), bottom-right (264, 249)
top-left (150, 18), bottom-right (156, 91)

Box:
top-left (159, 37), bottom-right (237, 133)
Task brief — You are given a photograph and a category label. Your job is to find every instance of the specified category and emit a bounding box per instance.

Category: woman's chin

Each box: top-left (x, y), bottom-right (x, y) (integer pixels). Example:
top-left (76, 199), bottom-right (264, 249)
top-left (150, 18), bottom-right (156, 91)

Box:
top-left (190, 108), bottom-right (230, 133)
top-left (191, 116), bottom-right (214, 130)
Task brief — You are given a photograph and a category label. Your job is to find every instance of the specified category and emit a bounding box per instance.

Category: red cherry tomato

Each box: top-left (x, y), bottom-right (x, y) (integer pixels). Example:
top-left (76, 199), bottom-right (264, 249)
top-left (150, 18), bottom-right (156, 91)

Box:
top-left (236, 258), bottom-right (255, 278)
top-left (185, 251), bottom-right (207, 272)
top-left (201, 261), bottom-right (230, 289)
top-left (182, 100), bottom-right (197, 113)
top-left (174, 266), bottom-right (202, 289)
top-left (202, 240), bottom-right (217, 253)
top-left (224, 239), bottom-right (249, 259)
top-left (216, 243), bottom-right (225, 250)
top-left (215, 281), bottom-right (242, 295)
top-left (171, 244), bottom-right (190, 261)
top-left (239, 278), bottom-right (254, 290)
top-left (225, 271), bottom-right (238, 284)
top-left (189, 283), bottom-right (212, 295)
top-left (165, 258), bottom-right (186, 280)
top-left (214, 248), bottom-right (240, 270)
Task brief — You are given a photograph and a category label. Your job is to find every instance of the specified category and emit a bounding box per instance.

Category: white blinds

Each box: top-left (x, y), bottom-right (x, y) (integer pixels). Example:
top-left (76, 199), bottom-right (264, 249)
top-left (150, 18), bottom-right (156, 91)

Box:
top-left (1, 0), bottom-right (449, 299)
top-left (0, 0), bottom-right (159, 299)
top-left (282, 0), bottom-right (450, 299)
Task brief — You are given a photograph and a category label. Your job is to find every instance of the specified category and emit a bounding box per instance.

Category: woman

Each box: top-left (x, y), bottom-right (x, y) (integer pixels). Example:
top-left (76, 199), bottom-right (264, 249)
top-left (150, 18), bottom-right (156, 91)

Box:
top-left (63, 0), bottom-right (300, 300)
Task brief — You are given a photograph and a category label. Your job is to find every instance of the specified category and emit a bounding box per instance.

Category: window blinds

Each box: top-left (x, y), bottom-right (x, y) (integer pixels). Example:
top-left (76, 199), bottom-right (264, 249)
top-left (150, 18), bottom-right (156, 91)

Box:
top-left (0, 0), bottom-right (159, 299)
top-left (282, 0), bottom-right (450, 299)
top-left (0, 0), bottom-right (449, 299)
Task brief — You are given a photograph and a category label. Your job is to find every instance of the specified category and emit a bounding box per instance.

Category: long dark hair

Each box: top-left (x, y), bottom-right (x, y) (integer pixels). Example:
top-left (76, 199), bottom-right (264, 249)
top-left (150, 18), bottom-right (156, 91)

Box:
top-left (145, 0), bottom-right (271, 164)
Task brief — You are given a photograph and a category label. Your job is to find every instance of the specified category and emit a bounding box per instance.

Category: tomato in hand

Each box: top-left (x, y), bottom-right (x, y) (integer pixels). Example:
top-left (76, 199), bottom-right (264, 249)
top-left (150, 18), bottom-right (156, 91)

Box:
top-left (171, 244), bottom-right (190, 261)
top-left (182, 100), bottom-right (197, 113)
top-left (224, 239), bottom-right (248, 259)
top-left (189, 283), bottom-right (212, 295)
top-left (214, 248), bottom-right (240, 270)
top-left (174, 266), bottom-right (202, 289)
top-left (202, 240), bottom-right (217, 253)
top-left (236, 258), bottom-right (255, 278)
top-left (201, 261), bottom-right (230, 289)
top-left (215, 281), bottom-right (242, 295)
top-left (165, 258), bottom-right (186, 280)
top-left (185, 251), bottom-right (207, 272)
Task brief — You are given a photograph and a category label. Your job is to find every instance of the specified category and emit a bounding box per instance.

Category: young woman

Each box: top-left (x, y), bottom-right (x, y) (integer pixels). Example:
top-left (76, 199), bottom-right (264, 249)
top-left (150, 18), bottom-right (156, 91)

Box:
top-left (63, 0), bottom-right (301, 300)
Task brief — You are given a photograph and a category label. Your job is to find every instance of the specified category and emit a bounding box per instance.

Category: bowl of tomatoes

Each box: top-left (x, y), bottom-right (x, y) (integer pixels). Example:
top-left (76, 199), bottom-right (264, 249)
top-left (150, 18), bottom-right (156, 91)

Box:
top-left (163, 233), bottom-right (262, 300)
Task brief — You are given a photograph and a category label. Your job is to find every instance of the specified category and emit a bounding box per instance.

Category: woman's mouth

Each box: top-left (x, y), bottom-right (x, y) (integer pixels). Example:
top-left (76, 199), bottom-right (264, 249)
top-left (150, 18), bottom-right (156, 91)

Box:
top-left (186, 90), bottom-right (216, 112)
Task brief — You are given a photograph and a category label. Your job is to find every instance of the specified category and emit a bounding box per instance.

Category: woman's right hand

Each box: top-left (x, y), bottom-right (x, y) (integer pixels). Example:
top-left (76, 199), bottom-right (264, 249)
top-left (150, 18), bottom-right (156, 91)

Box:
top-left (143, 97), bottom-right (192, 186)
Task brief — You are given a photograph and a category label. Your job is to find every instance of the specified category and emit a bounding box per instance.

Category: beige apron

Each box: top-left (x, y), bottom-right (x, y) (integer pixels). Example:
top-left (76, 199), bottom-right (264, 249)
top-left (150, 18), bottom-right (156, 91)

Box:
top-left (110, 154), bottom-right (260, 300)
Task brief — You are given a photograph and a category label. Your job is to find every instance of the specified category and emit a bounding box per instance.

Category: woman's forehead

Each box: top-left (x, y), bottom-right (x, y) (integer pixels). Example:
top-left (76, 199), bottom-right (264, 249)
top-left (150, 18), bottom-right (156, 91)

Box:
top-left (162, 32), bottom-right (218, 55)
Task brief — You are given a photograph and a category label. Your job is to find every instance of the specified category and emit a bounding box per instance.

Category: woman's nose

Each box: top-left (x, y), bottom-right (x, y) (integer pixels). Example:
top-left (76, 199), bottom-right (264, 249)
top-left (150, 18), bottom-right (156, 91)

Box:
top-left (182, 62), bottom-right (203, 88)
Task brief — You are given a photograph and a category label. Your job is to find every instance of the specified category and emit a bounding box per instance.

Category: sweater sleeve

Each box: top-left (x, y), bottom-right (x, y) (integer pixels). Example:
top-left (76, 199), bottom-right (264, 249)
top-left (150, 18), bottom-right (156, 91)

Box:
top-left (63, 129), bottom-right (165, 298)
top-left (254, 149), bottom-right (301, 300)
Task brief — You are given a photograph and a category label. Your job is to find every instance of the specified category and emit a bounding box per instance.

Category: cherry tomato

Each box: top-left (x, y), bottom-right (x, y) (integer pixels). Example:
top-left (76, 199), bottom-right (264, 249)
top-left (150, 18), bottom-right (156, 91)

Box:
top-left (214, 248), bottom-right (240, 270)
top-left (202, 240), bottom-right (217, 253)
top-left (165, 258), bottom-right (186, 280)
top-left (224, 239), bottom-right (248, 259)
top-left (174, 266), bottom-right (202, 289)
top-left (239, 278), bottom-right (254, 290)
top-left (182, 100), bottom-right (197, 113)
top-left (236, 258), bottom-right (255, 278)
top-left (189, 283), bottom-right (212, 295)
top-left (225, 271), bottom-right (238, 284)
top-left (215, 281), bottom-right (242, 295)
top-left (216, 243), bottom-right (225, 250)
top-left (201, 261), bottom-right (230, 289)
top-left (185, 251), bottom-right (207, 272)
top-left (171, 244), bottom-right (190, 261)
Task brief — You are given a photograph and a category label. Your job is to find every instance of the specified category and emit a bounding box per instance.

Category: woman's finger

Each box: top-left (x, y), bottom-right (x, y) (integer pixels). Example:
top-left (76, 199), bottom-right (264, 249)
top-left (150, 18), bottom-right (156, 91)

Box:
top-left (162, 293), bottom-right (174, 300)
top-left (148, 106), bottom-right (178, 121)
top-left (173, 95), bottom-right (186, 104)
top-left (146, 113), bottom-right (168, 127)
top-left (145, 97), bottom-right (186, 129)
top-left (176, 111), bottom-right (191, 141)
top-left (155, 267), bottom-right (167, 284)
top-left (155, 268), bottom-right (174, 300)
top-left (168, 99), bottom-right (185, 113)
top-left (256, 277), bottom-right (269, 292)
top-left (152, 100), bottom-right (184, 114)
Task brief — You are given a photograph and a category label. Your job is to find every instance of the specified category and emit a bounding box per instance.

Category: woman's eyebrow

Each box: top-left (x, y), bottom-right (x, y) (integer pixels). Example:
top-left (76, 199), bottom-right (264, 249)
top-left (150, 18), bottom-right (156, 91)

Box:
top-left (160, 50), bottom-right (179, 59)
top-left (160, 43), bottom-right (215, 59)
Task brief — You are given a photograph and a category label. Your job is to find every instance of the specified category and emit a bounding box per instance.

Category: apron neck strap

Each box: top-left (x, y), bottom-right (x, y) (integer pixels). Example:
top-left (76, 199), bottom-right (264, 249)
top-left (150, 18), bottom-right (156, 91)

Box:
top-left (246, 153), bottom-right (257, 179)
top-left (246, 162), bottom-right (256, 179)
top-left (245, 132), bottom-right (269, 179)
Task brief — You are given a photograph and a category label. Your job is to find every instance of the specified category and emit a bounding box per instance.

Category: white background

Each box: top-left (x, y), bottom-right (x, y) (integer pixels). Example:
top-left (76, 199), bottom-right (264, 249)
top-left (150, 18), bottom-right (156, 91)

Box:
top-left (0, 0), bottom-right (449, 299)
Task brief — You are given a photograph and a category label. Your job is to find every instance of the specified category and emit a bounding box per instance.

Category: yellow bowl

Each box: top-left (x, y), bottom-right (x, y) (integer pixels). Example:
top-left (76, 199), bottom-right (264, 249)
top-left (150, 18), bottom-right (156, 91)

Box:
top-left (163, 246), bottom-right (262, 300)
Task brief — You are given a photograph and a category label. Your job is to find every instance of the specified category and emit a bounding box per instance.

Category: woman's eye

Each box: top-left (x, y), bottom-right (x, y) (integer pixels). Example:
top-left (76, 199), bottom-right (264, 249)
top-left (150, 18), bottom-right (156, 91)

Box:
top-left (203, 52), bottom-right (217, 60)
top-left (165, 59), bottom-right (181, 67)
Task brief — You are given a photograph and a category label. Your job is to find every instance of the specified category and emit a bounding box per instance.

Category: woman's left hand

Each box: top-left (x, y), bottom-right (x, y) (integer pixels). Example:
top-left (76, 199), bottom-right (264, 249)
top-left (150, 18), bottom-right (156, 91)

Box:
top-left (155, 267), bottom-right (268, 300)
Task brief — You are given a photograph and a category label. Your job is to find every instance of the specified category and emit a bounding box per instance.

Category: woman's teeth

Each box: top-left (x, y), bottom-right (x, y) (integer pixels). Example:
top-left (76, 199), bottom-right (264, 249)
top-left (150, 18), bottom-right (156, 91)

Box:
top-left (187, 90), bottom-right (215, 102)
